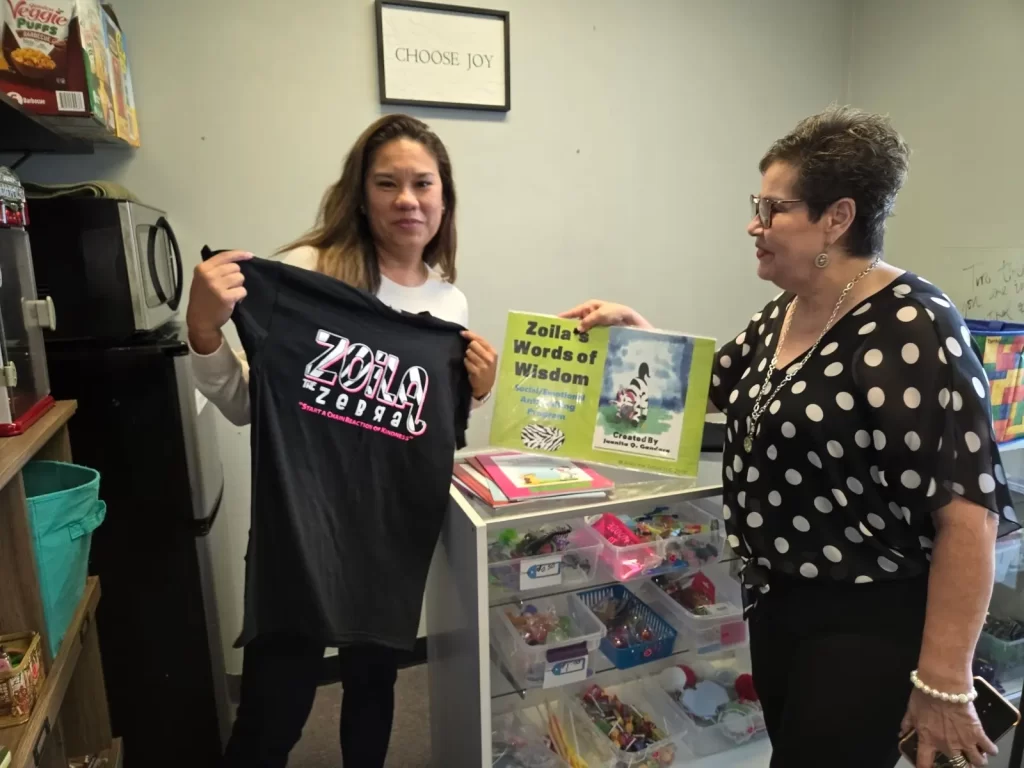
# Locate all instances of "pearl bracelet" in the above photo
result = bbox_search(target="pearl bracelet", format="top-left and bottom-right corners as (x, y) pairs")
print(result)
(910, 670), (978, 704)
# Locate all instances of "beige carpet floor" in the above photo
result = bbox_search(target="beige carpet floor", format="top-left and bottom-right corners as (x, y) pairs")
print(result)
(287, 664), (432, 767)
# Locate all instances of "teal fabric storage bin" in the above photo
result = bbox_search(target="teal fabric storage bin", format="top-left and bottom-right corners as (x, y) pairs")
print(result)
(24, 461), (106, 659)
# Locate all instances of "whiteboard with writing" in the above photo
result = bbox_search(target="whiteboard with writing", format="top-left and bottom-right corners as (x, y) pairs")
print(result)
(943, 248), (1024, 322)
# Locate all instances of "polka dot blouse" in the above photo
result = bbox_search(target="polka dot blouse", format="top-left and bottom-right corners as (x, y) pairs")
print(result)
(709, 272), (1021, 585)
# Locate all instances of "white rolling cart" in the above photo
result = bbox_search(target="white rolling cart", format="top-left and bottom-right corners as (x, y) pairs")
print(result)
(425, 453), (775, 767)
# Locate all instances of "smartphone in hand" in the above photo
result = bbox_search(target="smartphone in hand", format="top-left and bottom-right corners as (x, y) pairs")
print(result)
(899, 677), (1020, 766)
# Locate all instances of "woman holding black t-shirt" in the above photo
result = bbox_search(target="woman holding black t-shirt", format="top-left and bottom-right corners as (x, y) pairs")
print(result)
(186, 114), (497, 768)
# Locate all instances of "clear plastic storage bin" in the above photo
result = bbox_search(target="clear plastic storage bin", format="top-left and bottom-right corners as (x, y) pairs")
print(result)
(977, 627), (1024, 680)
(656, 659), (766, 757)
(589, 503), (724, 582)
(491, 709), (569, 767)
(507, 697), (620, 768)
(491, 594), (607, 688)
(640, 563), (747, 655)
(487, 518), (605, 600)
(568, 679), (689, 767)
(995, 531), (1023, 587)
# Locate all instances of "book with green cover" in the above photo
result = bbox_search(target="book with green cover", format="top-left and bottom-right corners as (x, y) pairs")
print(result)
(0, 745), (11, 768)
(489, 312), (716, 477)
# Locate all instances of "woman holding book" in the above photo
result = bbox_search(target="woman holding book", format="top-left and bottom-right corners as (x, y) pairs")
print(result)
(561, 106), (1019, 768)
(186, 114), (497, 768)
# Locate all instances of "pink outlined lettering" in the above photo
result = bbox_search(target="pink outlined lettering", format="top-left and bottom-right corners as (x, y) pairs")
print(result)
(397, 366), (429, 436)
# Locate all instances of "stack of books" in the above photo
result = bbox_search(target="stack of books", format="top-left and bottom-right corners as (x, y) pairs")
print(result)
(453, 451), (614, 508)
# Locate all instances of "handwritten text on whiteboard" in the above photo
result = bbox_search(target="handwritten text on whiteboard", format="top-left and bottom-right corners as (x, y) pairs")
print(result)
(947, 249), (1024, 321)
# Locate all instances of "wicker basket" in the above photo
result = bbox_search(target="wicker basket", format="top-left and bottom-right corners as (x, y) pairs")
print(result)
(0, 632), (45, 728)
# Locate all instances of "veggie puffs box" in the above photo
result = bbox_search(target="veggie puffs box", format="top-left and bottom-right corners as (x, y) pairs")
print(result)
(0, 0), (139, 146)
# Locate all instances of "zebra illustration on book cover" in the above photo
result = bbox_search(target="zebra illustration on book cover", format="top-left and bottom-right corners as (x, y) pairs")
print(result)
(613, 362), (650, 427)
(592, 328), (691, 461)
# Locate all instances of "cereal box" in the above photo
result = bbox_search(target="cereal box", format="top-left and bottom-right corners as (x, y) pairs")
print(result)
(0, 0), (126, 143)
(99, 5), (137, 146)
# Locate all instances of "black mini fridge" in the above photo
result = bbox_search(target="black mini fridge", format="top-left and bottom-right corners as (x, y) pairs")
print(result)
(44, 324), (231, 767)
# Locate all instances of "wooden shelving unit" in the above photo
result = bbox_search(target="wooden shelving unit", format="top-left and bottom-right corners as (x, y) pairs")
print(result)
(5, 579), (103, 765)
(0, 402), (117, 767)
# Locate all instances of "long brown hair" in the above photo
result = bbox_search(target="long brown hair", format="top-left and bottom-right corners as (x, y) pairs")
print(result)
(280, 114), (457, 292)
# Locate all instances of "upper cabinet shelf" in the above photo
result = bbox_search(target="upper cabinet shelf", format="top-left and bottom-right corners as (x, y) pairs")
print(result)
(0, 91), (94, 155)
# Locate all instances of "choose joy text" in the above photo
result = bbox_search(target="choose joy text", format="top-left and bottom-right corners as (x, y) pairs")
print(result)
(394, 48), (495, 71)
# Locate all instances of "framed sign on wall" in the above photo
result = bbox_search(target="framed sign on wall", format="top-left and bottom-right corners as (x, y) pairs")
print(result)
(375, 0), (510, 112)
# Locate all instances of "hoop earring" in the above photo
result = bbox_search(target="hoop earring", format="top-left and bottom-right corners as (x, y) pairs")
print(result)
(814, 252), (830, 269)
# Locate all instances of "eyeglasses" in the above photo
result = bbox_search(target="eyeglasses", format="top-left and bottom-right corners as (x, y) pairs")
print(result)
(750, 194), (804, 228)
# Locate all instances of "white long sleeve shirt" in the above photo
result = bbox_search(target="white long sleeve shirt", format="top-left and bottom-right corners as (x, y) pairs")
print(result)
(189, 246), (471, 426)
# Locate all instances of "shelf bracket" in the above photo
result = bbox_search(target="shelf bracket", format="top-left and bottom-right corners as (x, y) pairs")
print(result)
(32, 716), (51, 765)
(10, 152), (32, 171)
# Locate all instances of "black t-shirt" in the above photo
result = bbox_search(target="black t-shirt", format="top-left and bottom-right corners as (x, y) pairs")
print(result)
(709, 272), (1019, 587)
(224, 256), (471, 650)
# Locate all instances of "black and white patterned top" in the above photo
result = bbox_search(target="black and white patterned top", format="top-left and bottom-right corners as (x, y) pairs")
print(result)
(709, 272), (1021, 585)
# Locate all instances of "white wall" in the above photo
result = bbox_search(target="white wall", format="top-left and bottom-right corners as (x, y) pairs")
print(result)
(847, 0), (1024, 480)
(15, 0), (851, 673)
(847, 0), (1023, 280)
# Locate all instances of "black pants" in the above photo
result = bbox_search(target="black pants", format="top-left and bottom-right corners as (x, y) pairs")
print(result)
(749, 575), (928, 768)
(221, 634), (400, 768)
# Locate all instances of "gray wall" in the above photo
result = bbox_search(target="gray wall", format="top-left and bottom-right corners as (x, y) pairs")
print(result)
(13, 0), (851, 673)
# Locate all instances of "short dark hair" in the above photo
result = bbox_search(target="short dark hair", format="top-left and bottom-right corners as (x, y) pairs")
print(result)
(759, 105), (910, 256)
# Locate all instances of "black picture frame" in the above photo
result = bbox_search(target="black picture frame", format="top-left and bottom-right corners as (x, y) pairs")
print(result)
(375, 0), (511, 112)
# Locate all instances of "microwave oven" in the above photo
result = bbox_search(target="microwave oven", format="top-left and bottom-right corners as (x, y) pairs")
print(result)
(26, 198), (183, 339)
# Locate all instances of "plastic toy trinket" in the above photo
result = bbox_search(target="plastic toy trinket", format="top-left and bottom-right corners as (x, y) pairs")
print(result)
(591, 595), (654, 649)
(613, 759), (673, 768)
(684, 537), (720, 564)
(654, 572), (717, 616)
(630, 508), (719, 542)
(489, 525), (574, 563)
(631, 510), (690, 543)
(579, 685), (673, 761)
(492, 739), (563, 768)
(561, 551), (591, 573)
(681, 681), (730, 725)
(972, 657), (1004, 693)
(660, 665), (763, 743)
(593, 514), (642, 547)
(492, 719), (564, 768)
(611, 753), (675, 768)
(506, 604), (576, 646)
(983, 614), (1024, 642)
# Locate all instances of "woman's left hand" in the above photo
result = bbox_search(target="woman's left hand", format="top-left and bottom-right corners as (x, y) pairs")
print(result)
(462, 330), (498, 400)
(901, 688), (998, 767)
